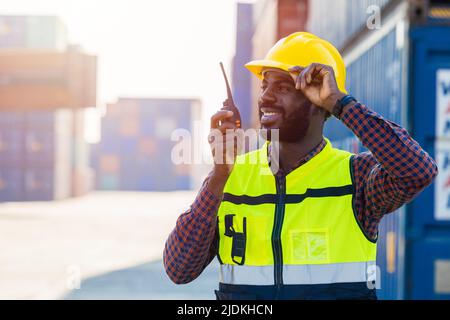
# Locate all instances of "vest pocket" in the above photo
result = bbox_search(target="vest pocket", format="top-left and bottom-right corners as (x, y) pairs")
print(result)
(289, 229), (329, 263)
(224, 214), (247, 265)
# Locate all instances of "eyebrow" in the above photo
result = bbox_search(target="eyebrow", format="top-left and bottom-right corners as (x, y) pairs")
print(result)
(262, 78), (294, 85)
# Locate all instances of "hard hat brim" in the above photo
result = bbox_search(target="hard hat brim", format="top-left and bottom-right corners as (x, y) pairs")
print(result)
(246, 59), (348, 93)
(245, 59), (293, 79)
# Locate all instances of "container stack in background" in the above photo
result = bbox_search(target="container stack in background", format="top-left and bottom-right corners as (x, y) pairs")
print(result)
(92, 98), (202, 192)
(0, 110), (73, 201)
(307, 0), (450, 299)
(0, 15), (97, 202)
(0, 15), (67, 50)
(231, 2), (254, 131)
(234, 0), (450, 300)
(246, 0), (309, 128)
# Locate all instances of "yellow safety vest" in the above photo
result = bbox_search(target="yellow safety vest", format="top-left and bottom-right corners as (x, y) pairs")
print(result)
(217, 138), (377, 287)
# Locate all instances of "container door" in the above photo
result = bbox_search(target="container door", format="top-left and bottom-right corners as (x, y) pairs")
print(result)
(409, 26), (450, 299)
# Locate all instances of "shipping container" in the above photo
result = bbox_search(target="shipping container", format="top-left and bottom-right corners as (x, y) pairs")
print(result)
(0, 128), (25, 168)
(232, 3), (254, 130)
(93, 98), (202, 191)
(0, 46), (97, 110)
(249, 0), (309, 128)
(0, 169), (24, 202)
(98, 173), (119, 190)
(0, 15), (68, 50)
(307, 0), (450, 299)
(308, 0), (392, 50)
(0, 16), (26, 48)
(72, 166), (94, 197)
(0, 109), (74, 201)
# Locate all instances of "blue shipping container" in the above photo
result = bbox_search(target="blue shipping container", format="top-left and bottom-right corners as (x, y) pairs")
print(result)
(0, 129), (25, 168)
(0, 169), (24, 202)
(232, 2), (254, 130)
(320, 0), (450, 299)
(95, 98), (199, 191)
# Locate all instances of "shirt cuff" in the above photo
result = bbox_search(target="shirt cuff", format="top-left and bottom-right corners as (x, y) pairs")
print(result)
(340, 102), (370, 124)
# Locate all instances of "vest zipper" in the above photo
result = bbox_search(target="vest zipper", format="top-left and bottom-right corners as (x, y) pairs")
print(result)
(272, 174), (286, 295)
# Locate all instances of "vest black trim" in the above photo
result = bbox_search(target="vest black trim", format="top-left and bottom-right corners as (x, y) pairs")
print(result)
(216, 282), (378, 300)
(216, 216), (224, 265)
(222, 184), (354, 205)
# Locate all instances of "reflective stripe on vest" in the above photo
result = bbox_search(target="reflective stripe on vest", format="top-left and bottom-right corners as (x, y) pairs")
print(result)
(217, 138), (377, 287)
(220, 261), (376, 285)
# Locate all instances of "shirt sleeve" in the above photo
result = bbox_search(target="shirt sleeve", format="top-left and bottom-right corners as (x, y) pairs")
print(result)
(340, 103), (438, 240)
(163, 176), (220, 284)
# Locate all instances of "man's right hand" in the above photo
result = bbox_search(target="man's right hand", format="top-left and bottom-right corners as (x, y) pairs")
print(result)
(209, 109), (241, 179)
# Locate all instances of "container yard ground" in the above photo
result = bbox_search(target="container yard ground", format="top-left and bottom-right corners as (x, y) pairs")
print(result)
(0, 191), (218, 300)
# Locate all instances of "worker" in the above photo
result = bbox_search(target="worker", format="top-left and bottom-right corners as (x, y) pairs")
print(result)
(163, 32), (438, 300)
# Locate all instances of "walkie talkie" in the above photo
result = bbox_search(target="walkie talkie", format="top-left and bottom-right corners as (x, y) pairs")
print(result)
(220, 62), (242, 128)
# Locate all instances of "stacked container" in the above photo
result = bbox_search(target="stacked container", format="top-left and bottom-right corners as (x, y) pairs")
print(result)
(71, 109), (95, 197)
(307, 0), (450, 299)
(249, 0), (309, 128)
(0, 15), (67, 50)
(0, 15), (97, 202)
(0, 110), (73, 201)
(0, 112), (25, 201)
(93, 98), (202, 191)
(232, 3), (254, 130)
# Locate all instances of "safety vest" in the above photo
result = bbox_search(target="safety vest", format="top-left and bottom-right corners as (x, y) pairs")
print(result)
(216, 139), (377, 300)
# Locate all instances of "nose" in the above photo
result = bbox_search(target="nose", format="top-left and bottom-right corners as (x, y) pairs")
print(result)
(259, 85), (276, 105)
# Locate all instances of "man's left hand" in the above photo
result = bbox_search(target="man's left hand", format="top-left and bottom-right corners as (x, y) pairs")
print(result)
(289, 63), (345, 112)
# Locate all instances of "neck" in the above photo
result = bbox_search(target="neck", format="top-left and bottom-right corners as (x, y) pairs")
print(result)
(277, 133), (323, 172)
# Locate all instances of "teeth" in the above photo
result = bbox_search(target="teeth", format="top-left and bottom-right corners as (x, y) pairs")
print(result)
(263, 112), (277, 116)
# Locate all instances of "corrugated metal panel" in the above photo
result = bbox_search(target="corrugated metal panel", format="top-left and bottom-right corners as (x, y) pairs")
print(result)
(324, 27), (404, 299)
(307, 0), (393, 49)
(321, 7), (450, 299)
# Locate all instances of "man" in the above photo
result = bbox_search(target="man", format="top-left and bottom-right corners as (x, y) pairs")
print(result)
(163, 32), (438, 300)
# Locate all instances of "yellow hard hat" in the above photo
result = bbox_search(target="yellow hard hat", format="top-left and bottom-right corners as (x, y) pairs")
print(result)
(245, 32), (347, 93)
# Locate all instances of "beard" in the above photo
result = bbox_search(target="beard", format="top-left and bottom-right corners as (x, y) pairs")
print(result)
(260, 102), (312, 143)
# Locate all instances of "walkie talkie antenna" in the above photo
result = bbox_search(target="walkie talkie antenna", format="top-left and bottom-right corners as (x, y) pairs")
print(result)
(219, 62), (241, 128)
(220, 62), (234, 105)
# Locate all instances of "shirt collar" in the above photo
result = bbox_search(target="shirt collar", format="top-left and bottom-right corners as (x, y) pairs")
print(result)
(268, 138), (327, 176)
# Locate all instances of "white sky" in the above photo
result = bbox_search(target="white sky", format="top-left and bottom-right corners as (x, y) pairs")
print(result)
(0, 0), (256, 123)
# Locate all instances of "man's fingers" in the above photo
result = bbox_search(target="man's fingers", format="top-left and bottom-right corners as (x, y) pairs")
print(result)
(304, 63), (322, 85)
(208, 125), (239, 145)
(299, 66), (311, 89)
(288, 66), (304, 90)
(211, 110), (233, 129)
(216, 122), (236, 134)
(288, 66), (302, 72)
(297, 63), (334, 89)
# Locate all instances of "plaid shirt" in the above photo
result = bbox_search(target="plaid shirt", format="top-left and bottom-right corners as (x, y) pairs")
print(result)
(164, 103), (438, 284)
